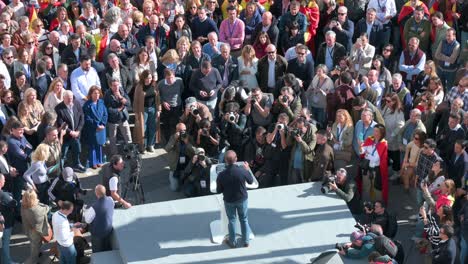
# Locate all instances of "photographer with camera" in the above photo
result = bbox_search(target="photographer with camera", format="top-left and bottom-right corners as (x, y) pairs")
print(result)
(324, 168), (362, 219)
(272, 86), (301, 121)
(181, 148), (212, 197)
(286, 116), (316, 183)
(243, 126), (268, 177)
(337, 230), (376, 259)
(265, 113), (291, 186)
(220, 102), (247, 160)
(244, 87), (273, 129)
(310, 129), (334, 182)
(101, 155), (132, 209)
(196, 118), (220, 159)
(164, 123), (196, 191)
(361, 200), (398, 239)
(180, 97), (213, 138)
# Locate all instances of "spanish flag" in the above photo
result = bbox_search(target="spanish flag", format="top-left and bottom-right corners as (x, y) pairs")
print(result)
(28, 6), (38, 31)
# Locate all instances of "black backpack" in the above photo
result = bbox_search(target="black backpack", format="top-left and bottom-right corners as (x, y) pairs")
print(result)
(374, 235), (398, 258)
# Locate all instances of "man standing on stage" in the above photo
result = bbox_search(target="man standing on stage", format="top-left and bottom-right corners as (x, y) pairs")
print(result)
(216, 150), (253, 248)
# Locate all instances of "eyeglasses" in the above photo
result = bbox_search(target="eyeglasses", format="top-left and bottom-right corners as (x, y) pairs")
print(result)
(338, 13), (346, 15)
(4, 56), (13, 59)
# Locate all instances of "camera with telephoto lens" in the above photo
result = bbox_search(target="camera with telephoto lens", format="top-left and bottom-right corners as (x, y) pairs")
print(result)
(335, 243), (348, 252)
(228, 112), (236, 122)
(321, 175), (337, 194)
(179, 131), (188, 140)
(198, 154), (206, 162)
(190, 105), (199, 115)
(281, 95), (288, 103)
(290, 128), (301, 137)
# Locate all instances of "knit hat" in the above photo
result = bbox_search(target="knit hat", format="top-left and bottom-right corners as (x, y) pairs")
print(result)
(185, 97), (197, 107)
(62, 167), (75, 182)
(350, 231), (364, 243)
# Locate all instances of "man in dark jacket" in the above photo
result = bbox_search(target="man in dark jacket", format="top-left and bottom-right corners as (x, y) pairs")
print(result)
(437, 114), (465, 161)
(286, 44), (314, 89)
(110, 24), (139, 59)
(136, 14), (167, 54)
(101, 53), (133, 94)
(60, 34), (88, 72)
(354, 8), (384, 50)
(323, 6), (355, 52)
(310, 130), (334, 181)
(329, 168), (361, 218)
(316, 31), (347, 72)
(216, 150), (254, 248)
(256, 44), (287, 93)
(211, 44), (239, 90)
(251, 12), (279, 47)
(0, 173), (18, 263)
(431, 224), (456, 264)
(34, 60), (52, 102)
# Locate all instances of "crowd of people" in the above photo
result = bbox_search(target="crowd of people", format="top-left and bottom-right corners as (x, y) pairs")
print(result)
(0, 0), (464, 262)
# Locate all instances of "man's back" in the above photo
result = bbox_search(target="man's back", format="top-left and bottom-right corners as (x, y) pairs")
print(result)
(216, 164), (253, 203)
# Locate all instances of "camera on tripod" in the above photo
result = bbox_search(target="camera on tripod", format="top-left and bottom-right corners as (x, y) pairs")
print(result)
(122, 143), (139, 161)
(321, 175), (337, 194)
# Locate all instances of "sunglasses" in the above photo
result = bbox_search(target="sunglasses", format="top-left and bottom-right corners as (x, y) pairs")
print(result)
(4, 56), (13, 59)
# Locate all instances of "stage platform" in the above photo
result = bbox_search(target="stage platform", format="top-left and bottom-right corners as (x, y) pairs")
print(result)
(110, 183), (363, 264)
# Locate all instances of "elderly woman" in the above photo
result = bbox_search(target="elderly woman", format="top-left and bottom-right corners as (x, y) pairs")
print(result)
(134, 70), (160, 153)
(306, 64), (334, 128)
(330, 109), (354, 170)
(132, 48), (158, 84)
(82, 86), (108, 169)
(23, 144), (50, 204)
(18, 88), (44, 148)
(21, 189), (50, 264)
(43, 78), (65, 112)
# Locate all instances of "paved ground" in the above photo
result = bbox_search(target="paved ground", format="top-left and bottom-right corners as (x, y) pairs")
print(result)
(8, 148), (431, 263)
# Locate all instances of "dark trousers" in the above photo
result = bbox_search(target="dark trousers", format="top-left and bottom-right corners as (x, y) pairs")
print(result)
(91, 231), (113, 253)
(62, 137), (82, 167)
(160, 106), (182, 144)
(388, 150), (400, 172)
(36, 181), (50, 205)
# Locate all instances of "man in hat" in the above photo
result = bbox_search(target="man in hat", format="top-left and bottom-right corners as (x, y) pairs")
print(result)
(180, 97), (212, 137)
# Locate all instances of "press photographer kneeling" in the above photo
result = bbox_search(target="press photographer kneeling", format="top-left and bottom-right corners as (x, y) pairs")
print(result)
(322, 168), (362, 219)
(181, 148), (212, 197)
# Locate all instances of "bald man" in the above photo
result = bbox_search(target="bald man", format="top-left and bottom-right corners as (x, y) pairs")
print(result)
(216, 150), (253, 248)
(257, 44), (288, 93)
(251, 12), (279, 46)
(84, 184), (115, 252)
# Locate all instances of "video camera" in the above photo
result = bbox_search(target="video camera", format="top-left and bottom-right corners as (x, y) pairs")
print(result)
(122, 143), (140, 161)
(321, 175), (337, 194)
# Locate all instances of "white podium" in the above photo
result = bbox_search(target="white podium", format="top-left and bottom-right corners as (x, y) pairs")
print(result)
(209, 162), (259, 244)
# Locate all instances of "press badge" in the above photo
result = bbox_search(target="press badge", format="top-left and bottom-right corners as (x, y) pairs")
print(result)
(179, 156), (186, 164)
(444, 62), (450, 67)
(403, 138), (408, 145)
(200, 180), (206, 188)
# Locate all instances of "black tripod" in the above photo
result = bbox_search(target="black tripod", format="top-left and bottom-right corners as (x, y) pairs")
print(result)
(121, 144), (145, 205)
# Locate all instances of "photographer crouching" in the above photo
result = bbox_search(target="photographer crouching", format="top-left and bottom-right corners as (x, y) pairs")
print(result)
(322, 168), (362, 220)
(361, 200), (398, 239)
(220, 102), (247, 160)
(181, 148), (212, 197)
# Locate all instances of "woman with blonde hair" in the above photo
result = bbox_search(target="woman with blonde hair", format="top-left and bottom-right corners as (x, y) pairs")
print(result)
(414, 60), (439, 96)
(330, 109), (354, 170)
(18, 88), (44, 147)
(43, 78), (65, 112)
(238, 44), (258, 91)
(158, 49), (186, 82)
(176, 36), (191, 61)
(21, 189), (49, 264)
(142, 0), (156, 23)
(23, 144), (50, 204)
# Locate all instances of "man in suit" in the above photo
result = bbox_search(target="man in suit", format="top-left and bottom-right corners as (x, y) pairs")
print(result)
(60, 34), (88, 73)
(251, 12), (279, 47)
(55, 90), (86, 173)
(101, 53), (133, 94)
(110, 24), (140, 59)
(34, 60), (52, 103)
(316, 31), (347, 72)
(136, 14), (167, 55)
(216, 150), (254, 248)
(257, 44), (288, 93)
(437, 114), (465, 161)
(211, 44), (239, 90)
(354, 8), (384, 51)
(446, 140), (468, 190)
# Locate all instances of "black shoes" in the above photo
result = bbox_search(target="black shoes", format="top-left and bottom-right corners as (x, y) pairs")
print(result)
(73, 164), (86, 173)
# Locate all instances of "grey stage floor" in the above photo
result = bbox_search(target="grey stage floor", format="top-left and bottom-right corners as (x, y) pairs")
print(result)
(112, 183), (361, 264)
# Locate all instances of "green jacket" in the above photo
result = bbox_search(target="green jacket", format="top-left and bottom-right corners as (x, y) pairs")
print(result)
(287, 123), (317, 177)
(164, 135), (196, 171)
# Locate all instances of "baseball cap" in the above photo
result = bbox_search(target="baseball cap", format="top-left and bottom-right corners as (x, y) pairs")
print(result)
(350, 231), (364, 243)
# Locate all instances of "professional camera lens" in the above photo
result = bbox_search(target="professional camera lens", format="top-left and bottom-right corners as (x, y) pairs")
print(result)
(276, 124), (284, 130)
(282, 96), (288, 103)
(191, 108), (200, 115)
(198, 154), (206, 161)
(228, 112), (236, 122)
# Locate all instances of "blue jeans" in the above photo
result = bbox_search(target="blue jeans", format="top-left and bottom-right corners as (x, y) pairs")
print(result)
(1, 227), (12, 263)
(461, 31), (468, 52)
(62, 137), (82, 167)
(461, 236), (467, 264)
(437, 68), (456, 92)
(224, 199), (250, 245)
(58, 244), (76, 264)
(144, 106), (157, 147)
(311, 107), (326, 129)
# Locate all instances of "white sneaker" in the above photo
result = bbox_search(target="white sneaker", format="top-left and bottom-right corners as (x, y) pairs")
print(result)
(389, 173), (400, 180)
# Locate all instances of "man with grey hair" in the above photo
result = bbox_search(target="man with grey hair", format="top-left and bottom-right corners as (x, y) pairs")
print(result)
(390, 73), (412, 118)
(0, 12), (18, 35)
(398, 108), (426, 155)
(355, 69), (383, 107)
(317, 30), (347, 71)
(12, 16), (30, 49)
(211, 43), (239, 90)
(110, 24), (139, 58)
(55, 90), (86, 172)
(202, 32), (224, 59)
(324, 6), (355, 52)
(328, 168), (362, 218)
(102, 53), (133, 94)
(399, 37), (426, 85)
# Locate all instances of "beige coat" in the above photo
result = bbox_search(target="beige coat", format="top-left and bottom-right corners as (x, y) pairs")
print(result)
(133, 83), (160, 149)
